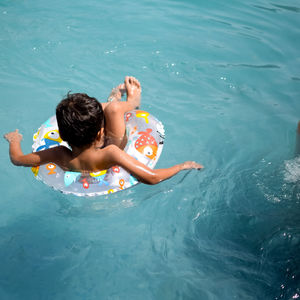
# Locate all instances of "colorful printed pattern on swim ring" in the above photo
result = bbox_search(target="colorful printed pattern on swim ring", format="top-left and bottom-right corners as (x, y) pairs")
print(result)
(32, 110), (165, 196)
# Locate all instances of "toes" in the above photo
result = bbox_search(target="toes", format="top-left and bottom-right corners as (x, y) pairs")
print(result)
(131, 76), (141, 89)
(118, 83), (125, 91)
(124, 76), (141, 90)
(135, 79), (141, 89)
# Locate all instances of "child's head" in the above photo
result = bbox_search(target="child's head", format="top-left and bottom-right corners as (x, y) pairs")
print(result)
(56, 93), (104, 147)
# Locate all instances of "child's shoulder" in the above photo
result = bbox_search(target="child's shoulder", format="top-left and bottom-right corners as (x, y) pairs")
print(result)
(47, 145), (73, 168)
(93, 144), (121, 170)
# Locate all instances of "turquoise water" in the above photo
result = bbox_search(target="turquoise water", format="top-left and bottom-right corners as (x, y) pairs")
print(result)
(1, 0), (299, 299)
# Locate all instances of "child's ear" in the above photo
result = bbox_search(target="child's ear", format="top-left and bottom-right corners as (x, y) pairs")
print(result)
(96, 128), (104, 141)
(96, 131), (101, 141)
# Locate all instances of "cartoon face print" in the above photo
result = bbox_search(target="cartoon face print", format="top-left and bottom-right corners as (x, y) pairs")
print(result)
(44, 130), (62, 142)
(119, 179), (125, 190)
(64, 172), (81, 187)
(142, 146), (154, 157)
(36, 130), (63, 152)
(134, 129), (158, 160)
(46, 163), (56, 175)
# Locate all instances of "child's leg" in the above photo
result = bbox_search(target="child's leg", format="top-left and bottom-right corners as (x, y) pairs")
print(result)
(102, 76), (141, 149)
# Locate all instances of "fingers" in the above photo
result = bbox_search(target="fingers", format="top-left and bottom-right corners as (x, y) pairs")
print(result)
(16, 129), (23, 139)
(195, 163), (204, 169)
(182, 161), (204, 170)
(3, 129), (23, 142)
(4, 132), (10, 141)
(190, 161), (203, 169)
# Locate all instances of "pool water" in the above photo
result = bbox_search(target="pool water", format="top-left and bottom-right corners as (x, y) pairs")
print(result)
(0, 0), (299, 299)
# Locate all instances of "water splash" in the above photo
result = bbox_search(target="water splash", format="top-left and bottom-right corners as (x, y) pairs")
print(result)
(284, 156), (300, 183)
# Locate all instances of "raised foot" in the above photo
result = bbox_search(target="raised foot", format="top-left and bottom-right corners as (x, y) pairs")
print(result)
(125, 76), (141, 109)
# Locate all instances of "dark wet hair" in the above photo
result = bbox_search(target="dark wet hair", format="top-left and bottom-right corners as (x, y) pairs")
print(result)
(56, 93), (104, 147)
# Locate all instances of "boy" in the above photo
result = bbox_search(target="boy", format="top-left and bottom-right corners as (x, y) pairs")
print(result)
(4, 76), (203, 185)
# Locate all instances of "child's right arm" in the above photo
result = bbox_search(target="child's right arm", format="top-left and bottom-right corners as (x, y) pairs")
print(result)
(103, 145), (203, 185)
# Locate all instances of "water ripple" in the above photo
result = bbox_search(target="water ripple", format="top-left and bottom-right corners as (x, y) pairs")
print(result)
(272, 4), (300, 13)
(217, 63), (281, 69)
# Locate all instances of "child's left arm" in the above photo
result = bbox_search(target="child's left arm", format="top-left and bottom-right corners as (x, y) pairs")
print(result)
(4, 129), (70, 167)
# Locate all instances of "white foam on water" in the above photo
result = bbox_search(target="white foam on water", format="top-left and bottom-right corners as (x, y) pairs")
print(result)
(284, 156), (300, 183)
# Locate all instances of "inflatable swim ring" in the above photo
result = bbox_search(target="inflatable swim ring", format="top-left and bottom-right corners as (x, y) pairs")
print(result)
(31, 110), (165, 196)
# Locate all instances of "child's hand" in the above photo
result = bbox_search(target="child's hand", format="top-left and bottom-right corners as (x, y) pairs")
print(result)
(4, 129), (23, 143)
(181, 161), (204, 170)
